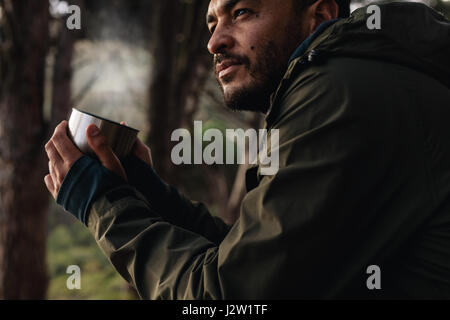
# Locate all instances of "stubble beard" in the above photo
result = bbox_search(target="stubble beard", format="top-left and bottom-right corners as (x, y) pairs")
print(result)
(216, 25), (306, 114)
(217, 41), (285, 113)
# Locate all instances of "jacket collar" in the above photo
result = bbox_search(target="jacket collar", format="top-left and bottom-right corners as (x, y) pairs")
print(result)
(288, 19), (340, 65)
(264, 19), (340, 126)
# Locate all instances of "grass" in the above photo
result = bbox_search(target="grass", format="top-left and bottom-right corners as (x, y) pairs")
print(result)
(46, 212), (137, 300)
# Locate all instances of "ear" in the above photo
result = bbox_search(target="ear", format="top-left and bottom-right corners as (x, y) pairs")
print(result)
(307, 0), (339, 35)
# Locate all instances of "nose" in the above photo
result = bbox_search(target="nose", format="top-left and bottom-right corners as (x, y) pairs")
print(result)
(207, 23), (235, 55)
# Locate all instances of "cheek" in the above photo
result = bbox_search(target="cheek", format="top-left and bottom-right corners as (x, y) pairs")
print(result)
(236, 18), (270, 50)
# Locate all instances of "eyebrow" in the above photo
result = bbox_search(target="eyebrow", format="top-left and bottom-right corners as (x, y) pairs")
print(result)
(206, 0), (259, 24)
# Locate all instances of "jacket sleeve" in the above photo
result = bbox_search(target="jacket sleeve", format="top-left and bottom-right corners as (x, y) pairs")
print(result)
(86, 65), (410, 299)
(120, 156), (231, 244)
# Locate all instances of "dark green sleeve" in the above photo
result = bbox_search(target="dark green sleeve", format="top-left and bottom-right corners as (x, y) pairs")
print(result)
(87, 61), (425, 299)
(121, 156), (231, 244)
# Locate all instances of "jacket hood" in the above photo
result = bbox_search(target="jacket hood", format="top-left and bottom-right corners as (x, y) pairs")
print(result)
(297, 2), (450, 88)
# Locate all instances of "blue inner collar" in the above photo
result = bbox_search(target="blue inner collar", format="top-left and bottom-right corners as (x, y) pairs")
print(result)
(288, 19), (340, 64)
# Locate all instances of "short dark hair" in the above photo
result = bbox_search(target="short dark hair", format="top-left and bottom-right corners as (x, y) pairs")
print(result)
(294, 0), (351, 18)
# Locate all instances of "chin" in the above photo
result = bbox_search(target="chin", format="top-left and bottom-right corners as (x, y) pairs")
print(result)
(220, 77), (271, 113)
(223, 87), (270, 113)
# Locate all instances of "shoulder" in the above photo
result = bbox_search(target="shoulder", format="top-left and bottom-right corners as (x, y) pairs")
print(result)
(266, 56), (415, 143)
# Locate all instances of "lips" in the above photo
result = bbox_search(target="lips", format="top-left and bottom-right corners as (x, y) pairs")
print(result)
(216, 60), (241, 77)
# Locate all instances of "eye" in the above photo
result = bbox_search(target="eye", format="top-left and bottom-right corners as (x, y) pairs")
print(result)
(233, 8), (251, 19)
(209, 25), (216, 34)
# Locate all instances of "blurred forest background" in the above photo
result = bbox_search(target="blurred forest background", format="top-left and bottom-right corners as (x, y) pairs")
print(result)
(0, 0), (449, 300)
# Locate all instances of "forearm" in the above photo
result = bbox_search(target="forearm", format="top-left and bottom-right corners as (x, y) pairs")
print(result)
(57, 154), (230, 243)
(121, 156), (231, 243)
(86, 185), (223, 299)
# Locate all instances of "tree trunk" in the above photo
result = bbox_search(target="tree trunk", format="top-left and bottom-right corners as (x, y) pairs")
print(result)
(0, 0), (50, 299)
(147, 1), (177, 183)
(51, 0), (84, 126)
(147, 0), (211, 185)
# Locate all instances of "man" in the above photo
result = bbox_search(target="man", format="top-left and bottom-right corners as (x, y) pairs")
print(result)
(45, 0), (450, 299)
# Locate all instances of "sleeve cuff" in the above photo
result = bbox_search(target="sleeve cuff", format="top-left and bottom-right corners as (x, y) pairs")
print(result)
(56, 155), (126, 225)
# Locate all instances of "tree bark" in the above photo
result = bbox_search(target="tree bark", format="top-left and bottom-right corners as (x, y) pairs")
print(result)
(0, 0), (50, 299)
(51, 0), (84, 126)
(147, 0), (211, 185)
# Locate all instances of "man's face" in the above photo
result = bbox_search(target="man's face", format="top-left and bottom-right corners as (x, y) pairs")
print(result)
(207, 0), (306, 112)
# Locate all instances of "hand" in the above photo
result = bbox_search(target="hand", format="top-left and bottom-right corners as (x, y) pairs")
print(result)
(44, 121), (128, 200)
(84, 123), (128, 181)
(44, 121), (83, 200)
(120, 121), (153, 167)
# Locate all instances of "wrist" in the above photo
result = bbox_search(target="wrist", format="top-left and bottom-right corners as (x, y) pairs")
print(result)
(57, 155), (126, 225)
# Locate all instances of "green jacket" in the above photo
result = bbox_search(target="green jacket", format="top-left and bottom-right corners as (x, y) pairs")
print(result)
(82, 3), (450, 299)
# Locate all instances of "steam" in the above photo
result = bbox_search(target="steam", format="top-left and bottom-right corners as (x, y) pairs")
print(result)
(70, 3), (152, 138)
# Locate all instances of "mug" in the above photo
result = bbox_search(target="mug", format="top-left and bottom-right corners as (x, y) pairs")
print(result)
(68, 108), (139, 158)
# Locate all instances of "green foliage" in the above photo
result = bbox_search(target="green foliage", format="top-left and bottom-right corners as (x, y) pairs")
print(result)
(47, 213), (137, 300)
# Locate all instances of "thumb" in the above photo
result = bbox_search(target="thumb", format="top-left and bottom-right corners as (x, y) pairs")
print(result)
(121, 121), (152, 167)
(86, 124), (127, 181)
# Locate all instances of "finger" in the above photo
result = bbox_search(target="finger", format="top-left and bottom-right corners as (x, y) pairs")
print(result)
(120, 121), (128, 126)
(44, 174), (56, 199)
(48, 161), (58, 188)
(49, 159), (64, 187)
(51, 121), (82, 163)
(86, 124), (127, 181)
(45, 140), (63, 165)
